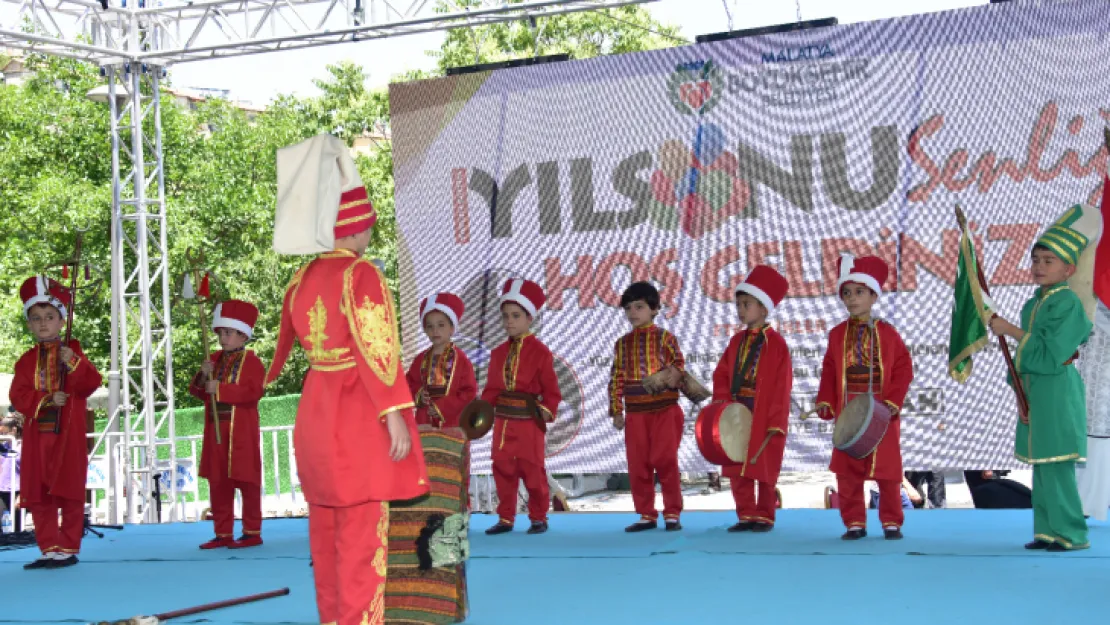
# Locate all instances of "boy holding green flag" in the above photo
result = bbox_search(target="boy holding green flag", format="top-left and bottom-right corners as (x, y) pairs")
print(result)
(989, 204), (1100, 551)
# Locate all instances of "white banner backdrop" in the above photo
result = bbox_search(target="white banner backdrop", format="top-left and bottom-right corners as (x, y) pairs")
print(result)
(390, 0), (1110, 473)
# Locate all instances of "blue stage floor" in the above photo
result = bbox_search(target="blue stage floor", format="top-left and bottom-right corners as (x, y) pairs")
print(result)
(2, 510), (1106, 624)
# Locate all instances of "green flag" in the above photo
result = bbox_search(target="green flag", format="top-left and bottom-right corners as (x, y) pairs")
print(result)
(948, 227), (993, 383)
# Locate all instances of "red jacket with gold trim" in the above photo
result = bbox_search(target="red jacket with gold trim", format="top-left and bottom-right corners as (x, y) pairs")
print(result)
(815, 317), (913, 480)
(8, 340), (102, 503)
(405, 343), (478, 429)
(188, 349), (264, 485)
(267, 249), (429, 506)
(480, 334), (561, 461)
(710, 325), (792, 484)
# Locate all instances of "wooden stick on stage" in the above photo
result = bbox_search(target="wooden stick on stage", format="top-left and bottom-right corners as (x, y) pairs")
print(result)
(153, 588), (290, 621)
(954, 205), (1030, 422)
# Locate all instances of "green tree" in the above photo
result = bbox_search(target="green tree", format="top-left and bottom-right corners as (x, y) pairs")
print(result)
(432, 1), (684, 71)
(0, 57), (393, 409)
(1, 7), (679, 410)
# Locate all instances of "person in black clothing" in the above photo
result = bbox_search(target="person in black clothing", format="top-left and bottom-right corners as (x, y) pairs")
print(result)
(964, 470), (1031, 509)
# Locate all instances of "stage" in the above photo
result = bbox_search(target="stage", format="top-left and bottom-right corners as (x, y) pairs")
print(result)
(2, 510), (1106, 624)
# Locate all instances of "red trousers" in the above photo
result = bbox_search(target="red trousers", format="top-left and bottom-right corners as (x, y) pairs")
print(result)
(493, 454), (549, 524)
(836, 474), (903, 530)
(625, 405), (684, 521)
(26, 431), (84, 555)
(205, 421), (262, 538)
(730, 477), (776, 525)
(29, 496), (84, 555)
(309, 501), (388, 625)
(210, 474), (262, 538)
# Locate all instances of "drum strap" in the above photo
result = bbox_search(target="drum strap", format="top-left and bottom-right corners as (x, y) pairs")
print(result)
(730, 333), (765, 398)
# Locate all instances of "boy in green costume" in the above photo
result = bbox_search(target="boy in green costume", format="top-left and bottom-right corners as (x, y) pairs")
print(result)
(990, 203), (1100, 551)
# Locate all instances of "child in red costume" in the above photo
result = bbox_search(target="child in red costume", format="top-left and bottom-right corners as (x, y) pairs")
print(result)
(609, 281), (687, 532)
(405, 292), (477, 429)
(8, 276), (102, 569)
(482, 279), (562, 536)
(267, 133), (428, 625)
(815, 255), (914, 540)
(711, 266), (792, 532)
(189, 299), (266, 550)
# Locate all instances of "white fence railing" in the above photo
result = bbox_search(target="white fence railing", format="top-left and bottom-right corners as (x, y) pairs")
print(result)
(85, 425), (306, 526)
(3, 428), (571, 532)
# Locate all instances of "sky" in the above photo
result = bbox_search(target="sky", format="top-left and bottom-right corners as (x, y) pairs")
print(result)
(166, 0), (988, 106)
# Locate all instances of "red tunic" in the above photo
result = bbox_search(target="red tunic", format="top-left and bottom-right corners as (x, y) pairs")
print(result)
(188, 349), (265, 485)
(8, 340), (102, 503)
(608, 324), (685, 416)
(711, 325), (792, 485)
(815, 317), (913, 481)
(267, 249), (429, 507)
(405, 343), (477, 428)
(480, 334), (562, 462)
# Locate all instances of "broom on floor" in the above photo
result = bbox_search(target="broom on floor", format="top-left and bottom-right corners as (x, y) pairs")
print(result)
(90, 588), (290, 625)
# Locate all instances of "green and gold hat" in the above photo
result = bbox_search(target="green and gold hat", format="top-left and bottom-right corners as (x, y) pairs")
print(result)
(1036, 203), (1102, 321)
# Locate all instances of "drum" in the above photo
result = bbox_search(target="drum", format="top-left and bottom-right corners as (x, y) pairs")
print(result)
(695, 402), (753, 466)
(679, 372), (711, 404)
(642, 366), (681, 395)
(833, 394), (892, 459)
(642, 366), (712, 404)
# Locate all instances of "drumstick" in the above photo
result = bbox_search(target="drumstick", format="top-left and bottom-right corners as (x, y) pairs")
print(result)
(750, 433), (774, 464)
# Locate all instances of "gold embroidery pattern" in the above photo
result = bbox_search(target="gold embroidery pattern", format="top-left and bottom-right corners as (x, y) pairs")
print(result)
(355, 298), (394, 374)
(361, 583), (386, 625)
(377, 502), (390, 539)
(343, 260), (401, 386)
(306, 297), (348, 363)
(371, 547), (387, 577)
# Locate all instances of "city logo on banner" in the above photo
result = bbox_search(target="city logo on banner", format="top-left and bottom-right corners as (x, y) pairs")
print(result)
(666, 60), (724, 117)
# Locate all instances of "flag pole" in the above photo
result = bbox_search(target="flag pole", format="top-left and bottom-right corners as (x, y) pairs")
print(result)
(954, 205), (1030, 422)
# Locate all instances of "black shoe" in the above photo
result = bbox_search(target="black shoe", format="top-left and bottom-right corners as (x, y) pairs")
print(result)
(727, 521), (755, 533)
(1024, 540), (1051, 550)
(46, 555), (78, 569)
(527, 521), (548, 535)
(23, 556), (53, 570)
(884, 528), (903, 540)
(665, 520), (682, 532)
(1046, 543), (1069, 552)
(485, 522), (513, 535)
(842, 529), (867, 540)
(624, 520), (658, 533)
(751, 522), (773, 533)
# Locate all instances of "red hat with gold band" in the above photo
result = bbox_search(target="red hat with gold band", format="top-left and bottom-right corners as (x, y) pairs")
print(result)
(334, 185), (376, 239)
(273, 133), (377, 255)
(20, 275), (71, 319)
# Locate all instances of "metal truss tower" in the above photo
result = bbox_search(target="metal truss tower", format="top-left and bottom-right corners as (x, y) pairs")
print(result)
(0, 0), (656, 525)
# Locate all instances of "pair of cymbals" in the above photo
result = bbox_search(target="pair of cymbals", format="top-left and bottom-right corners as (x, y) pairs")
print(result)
(459, 396), (547, 440)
